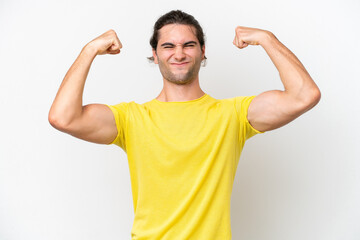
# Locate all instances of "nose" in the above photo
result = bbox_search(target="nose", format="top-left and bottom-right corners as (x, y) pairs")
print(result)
(173, 45), (186, 61)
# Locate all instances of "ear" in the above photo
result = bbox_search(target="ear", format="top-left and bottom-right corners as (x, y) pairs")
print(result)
(201, 45), (205, 60)
(152, 49), (158, 64)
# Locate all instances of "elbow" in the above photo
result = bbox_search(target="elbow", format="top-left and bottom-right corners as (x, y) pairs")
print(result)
(310, 87), (321, 106)
(303, 86), (321, 110)
(48, 111), (70, 131)
(48, 112), (62, 130)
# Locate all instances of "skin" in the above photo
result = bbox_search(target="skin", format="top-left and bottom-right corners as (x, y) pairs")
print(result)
(48, 24), (321, 145)
(152, 24), (206, 102)
(232, 26), (321, 132)
(48, 30), (122, 144)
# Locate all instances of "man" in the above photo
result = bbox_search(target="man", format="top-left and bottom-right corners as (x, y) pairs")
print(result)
(49, 10), (320, 240)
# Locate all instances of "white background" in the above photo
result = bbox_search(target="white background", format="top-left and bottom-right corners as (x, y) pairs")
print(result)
(1, 0), (359, 239)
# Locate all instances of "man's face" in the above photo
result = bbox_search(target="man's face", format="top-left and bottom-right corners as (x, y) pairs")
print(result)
(152, 24), (205, 85)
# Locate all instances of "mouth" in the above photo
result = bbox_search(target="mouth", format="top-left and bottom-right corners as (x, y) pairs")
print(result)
(171, 62), (189, 66)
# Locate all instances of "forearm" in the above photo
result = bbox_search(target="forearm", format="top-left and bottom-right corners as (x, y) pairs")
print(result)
(260, 32), (320, 104)
(49, 44), (97, 127)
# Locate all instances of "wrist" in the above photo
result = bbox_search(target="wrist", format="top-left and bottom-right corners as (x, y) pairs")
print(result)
(82, 43), (98, 58)
(259, 31), (276, 47)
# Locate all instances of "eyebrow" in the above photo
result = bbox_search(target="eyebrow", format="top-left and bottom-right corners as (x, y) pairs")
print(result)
(160, 41), (198, 47)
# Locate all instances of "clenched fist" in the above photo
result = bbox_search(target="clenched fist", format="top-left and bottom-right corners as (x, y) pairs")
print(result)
(86, 29), (122, 55)
(233, 26), (271, 49)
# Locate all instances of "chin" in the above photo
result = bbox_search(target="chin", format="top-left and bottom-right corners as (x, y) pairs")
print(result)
(167, 76), (195, 85)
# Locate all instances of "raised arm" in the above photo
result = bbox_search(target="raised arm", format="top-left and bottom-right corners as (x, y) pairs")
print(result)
(233, 26), (321, 132)
(48, 29), (122, 144)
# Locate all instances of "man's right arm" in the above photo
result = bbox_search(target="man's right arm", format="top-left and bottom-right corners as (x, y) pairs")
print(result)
(48, 30), (122, 144)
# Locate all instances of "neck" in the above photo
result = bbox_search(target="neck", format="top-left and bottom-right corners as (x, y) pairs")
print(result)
(155, 77), (205, 102)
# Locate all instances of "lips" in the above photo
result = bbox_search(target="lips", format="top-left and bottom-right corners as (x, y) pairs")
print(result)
(171, 62), (189, 66)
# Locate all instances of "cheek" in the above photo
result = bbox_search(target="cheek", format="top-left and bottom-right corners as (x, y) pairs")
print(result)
(186, 49), (202, 58)
(163, 52), (174, 59)
(157, 52), (172, 62)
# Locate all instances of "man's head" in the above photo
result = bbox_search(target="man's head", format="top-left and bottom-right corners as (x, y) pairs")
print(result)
(148, 10), (207, 85)
(148, 10), (206, 61)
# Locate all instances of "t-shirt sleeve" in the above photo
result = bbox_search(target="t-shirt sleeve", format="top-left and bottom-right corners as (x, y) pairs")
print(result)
(234, 96), (265, 141)
(104, 102), (129, 152)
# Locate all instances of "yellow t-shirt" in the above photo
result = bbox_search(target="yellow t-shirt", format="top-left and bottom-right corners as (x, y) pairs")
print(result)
(106, 93), (264, 240)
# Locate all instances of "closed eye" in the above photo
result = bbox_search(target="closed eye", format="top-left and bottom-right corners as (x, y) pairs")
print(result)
(160, 41), (198, 49)
(163, 44), (195, 49)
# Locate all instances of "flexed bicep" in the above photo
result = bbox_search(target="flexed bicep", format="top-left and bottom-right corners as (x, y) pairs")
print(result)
(247, 90), (316, 132)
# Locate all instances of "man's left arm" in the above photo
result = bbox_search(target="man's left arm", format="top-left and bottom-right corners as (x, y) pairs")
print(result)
(233, 26), (321, 132)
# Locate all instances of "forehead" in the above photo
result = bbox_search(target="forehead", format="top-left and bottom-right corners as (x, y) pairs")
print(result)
(158, 24), (198, 44)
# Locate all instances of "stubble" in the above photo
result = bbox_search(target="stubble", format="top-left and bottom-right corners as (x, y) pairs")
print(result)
(157, 58), (202, 85)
